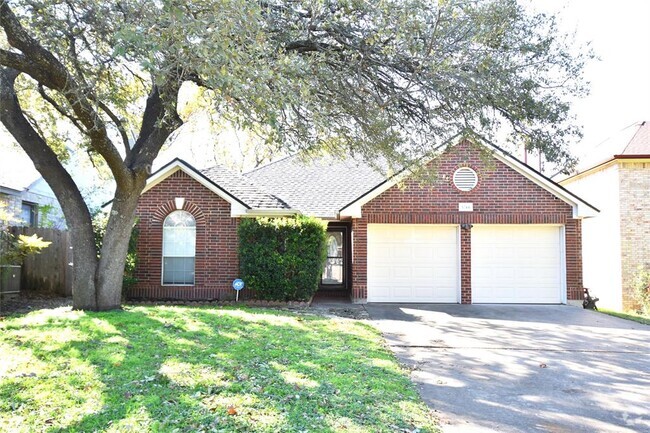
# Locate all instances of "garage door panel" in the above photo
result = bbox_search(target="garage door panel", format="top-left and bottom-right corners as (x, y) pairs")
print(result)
(472, 225), (563, 304)
(413, 267), (436, 279)
(367, 224), (459, 303)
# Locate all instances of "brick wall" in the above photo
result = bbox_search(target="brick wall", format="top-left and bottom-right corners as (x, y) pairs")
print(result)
(352, 141), (582, 303)
(619, 161), (650, 310)
(132, 170), (240, 300)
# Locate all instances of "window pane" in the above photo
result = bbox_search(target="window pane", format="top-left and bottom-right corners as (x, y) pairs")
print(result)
(164, 210), (196, 227)
(163, 227), (196, 256)
(21, 203), (35, 227)
(162, 210), (196, 285)
(163, 257), (195, 284)
(326, 233), (343, 258)
(322, 257), (343, 284)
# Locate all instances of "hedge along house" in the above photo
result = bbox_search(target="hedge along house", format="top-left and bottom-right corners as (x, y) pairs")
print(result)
(132, 140), (598, 304)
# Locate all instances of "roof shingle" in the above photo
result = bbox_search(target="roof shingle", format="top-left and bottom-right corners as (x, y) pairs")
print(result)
(200, 164), (290, 210)
(244, 155), (386, 218)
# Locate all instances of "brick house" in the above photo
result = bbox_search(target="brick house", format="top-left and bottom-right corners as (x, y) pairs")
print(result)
(560, 121), (650, 311)
(132, 140), (597, 304)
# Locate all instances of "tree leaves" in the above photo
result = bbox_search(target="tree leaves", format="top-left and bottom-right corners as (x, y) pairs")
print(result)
(5, 0), (590, 172)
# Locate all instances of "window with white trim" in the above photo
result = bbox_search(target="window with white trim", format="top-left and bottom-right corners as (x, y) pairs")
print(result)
(162, 210), (196, 285)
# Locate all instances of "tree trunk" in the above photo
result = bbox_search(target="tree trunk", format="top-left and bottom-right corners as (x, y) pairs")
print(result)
(94, 183), (145, 310)
(69, 220), (100, 311)
(2, 64), (179, 311)
(0, 67), (99, 310)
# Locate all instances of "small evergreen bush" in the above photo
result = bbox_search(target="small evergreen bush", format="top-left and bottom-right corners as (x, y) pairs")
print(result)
(632, 266), (650, 315)
(238, 216), (327, 301)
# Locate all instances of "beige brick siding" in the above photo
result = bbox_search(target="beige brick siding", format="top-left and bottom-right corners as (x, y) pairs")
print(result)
(619, 161), (650, 310)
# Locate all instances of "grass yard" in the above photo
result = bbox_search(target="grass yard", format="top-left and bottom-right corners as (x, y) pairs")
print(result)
(599, 308), (650, 325)
(0, 305), (438, 433)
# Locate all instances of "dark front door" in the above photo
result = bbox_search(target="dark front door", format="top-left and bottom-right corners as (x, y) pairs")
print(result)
(320, 225), (349, 292)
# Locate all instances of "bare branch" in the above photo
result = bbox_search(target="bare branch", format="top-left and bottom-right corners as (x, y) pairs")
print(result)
(97, 101), (131, 157)
(37, 84), (87, 133)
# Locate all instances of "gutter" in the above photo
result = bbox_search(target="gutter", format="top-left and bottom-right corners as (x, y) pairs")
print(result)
(612, 154), (650, 159)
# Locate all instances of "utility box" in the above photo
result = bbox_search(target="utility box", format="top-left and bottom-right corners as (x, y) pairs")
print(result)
(0, 265), (21, 299)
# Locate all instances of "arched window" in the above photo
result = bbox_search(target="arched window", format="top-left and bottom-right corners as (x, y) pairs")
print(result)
(162, 210), (196, 285)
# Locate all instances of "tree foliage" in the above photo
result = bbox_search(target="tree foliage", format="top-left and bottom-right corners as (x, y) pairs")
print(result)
(0, 0), (591, 310)
(632, 266), (650, 315)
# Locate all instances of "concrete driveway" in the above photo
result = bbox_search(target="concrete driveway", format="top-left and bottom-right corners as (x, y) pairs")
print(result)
(365, 304), (650, 433)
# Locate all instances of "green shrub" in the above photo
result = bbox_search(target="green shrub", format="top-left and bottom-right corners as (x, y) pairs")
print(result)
(0, 232), (51, 265)
(238, 216), (327, 301)
(632, 266), (650, 315)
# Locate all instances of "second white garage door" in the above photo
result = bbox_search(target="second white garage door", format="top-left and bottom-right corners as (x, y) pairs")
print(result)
(471, 225), (564, 303)
(367, 224), (459, 302)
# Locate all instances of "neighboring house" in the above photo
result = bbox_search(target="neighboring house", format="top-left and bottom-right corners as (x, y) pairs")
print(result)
(0, 147), (65, 228)
(132, 140), (597, 304)
(559, 121), (650, 311)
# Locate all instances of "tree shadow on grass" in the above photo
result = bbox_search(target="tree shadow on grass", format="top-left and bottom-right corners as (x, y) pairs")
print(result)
(0, 306), (437, 432)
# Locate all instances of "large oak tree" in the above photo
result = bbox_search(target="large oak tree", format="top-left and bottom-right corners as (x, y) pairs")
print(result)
(0, 0), (590, 310)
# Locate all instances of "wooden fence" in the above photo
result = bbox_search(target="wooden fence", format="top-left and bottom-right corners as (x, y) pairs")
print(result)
(7, 227), (72, 296)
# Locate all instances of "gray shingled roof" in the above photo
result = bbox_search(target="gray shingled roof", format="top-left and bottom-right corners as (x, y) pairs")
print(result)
(200, 164), (290, 210)
(244, 154), (386, 218)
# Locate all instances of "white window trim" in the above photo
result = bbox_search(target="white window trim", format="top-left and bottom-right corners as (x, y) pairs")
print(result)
(161, 211), (196, 286)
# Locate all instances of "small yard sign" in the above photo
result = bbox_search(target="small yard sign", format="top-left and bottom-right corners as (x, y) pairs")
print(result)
(232, 279), (245, 302)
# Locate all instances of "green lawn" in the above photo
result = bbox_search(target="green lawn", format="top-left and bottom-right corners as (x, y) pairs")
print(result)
(599, 309), (650, 325)
(0, 305), (438, 432)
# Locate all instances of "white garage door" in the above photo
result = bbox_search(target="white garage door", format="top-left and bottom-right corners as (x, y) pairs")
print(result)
(472, 225), (564, 303)
(367, 224), (459, 302)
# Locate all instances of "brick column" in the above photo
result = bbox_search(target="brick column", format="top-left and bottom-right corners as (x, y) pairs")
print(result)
(351, 218), (367, 302)
(565, 218), (583, 301)
(460, 227), (472, 304)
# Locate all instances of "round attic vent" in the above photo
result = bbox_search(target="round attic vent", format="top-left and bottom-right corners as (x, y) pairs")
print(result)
(453, 167), (478, 191)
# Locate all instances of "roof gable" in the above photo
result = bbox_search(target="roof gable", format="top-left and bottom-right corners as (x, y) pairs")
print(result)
(340, 141), (598, 219)
(142, 159), (294, 217)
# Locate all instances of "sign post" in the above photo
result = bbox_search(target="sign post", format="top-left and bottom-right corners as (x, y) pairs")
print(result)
(232, 279), (245, 302)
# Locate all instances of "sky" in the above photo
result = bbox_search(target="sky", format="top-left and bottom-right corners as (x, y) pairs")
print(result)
(538, 0), (650, 151)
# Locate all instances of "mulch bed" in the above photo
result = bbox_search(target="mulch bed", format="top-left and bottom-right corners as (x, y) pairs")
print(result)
(0, 293), (72, 317)
(1, 293), (368, 320)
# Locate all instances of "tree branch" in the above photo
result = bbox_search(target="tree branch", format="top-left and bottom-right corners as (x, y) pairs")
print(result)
(0, 48), (31, 71)
(98, 101), (131, 157)
(37, 84), (87, 134)
(0, 1), (130, 185)
(127, 79), (183, 176)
